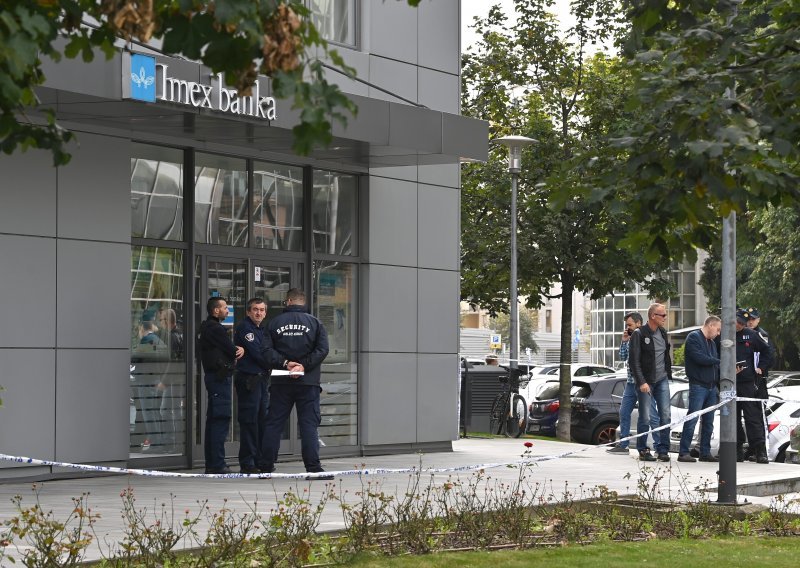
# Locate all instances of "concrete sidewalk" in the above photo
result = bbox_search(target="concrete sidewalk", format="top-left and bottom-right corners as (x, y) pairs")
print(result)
(2, 437), (799, 562)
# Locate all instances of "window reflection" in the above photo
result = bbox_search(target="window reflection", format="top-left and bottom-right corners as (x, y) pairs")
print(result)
(194, 154), (248, 246)
(130, 246), (186, 456)
(131, 144), (184, 240)
(253, 162), (304, 251)
(313, 261), (357, 446)
(312, 170), (356, 256)
(308, 0), (356, 46)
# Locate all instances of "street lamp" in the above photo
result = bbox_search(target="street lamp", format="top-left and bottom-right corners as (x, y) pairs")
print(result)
(495, 135), (537, 371)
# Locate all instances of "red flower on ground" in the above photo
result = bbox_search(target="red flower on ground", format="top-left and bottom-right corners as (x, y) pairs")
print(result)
(524, 442), (533, 448)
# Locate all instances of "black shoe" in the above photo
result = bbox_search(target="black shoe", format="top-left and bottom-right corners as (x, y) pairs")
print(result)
(677, 454), (696, 463)
(205, 466), (232, 475)
(259, 465), (276, 474)
(639, 451), (657, 462)
(305, 469), (334, 480)
(699, 454), (720, 462)
(756, 449), (769, 464)
(657, 453), (671, 462)
(240, 466), (261, 475)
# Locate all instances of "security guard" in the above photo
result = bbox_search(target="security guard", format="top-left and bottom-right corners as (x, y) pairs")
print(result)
(735, 308), (773, 464)
(259, 288), (330, 479)
(233, 298), (271, 474)
(197, 296), (243, 474)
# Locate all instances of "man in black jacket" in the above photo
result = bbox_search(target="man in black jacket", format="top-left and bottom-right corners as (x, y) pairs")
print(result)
(197, 297), (244, 474)
(260, 288), (330, 479)
(629, 303), (673, 462)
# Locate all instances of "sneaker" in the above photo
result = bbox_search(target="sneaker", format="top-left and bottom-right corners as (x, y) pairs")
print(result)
(699, 455), (719, 462)
(305, 469), (334, 480)
(657, 453), (671, 462)
(677, 454), (696, 463)
(607, 446), (630, 455)
(639, 451), (657, 462)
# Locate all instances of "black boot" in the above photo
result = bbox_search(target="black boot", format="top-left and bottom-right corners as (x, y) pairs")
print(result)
(737, 445), (745, 462)
(744, 446), (756, 462)
(756, 444), (769, 464)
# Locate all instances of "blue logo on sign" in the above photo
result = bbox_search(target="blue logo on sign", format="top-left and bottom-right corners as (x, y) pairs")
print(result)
(130, 54), (156, 102)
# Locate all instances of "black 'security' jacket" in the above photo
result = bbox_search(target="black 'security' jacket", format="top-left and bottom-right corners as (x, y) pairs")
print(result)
(629, 324), (673, 388)
(262, 305), (329, 386)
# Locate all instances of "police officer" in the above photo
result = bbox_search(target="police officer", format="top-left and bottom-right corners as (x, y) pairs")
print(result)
(233, 298), (271, 474)
(743, 307), (774, 398)
(735, 308), (773, 464)
(259, 288), (331, 479)
(197, 297), (243, 474)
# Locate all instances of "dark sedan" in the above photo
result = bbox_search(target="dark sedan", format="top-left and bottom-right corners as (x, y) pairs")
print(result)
(570, 376), (626, 445)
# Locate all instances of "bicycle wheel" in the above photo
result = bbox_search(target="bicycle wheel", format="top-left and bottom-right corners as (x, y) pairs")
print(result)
(489, 393), (508, 436)
(506, 394), (528, 438)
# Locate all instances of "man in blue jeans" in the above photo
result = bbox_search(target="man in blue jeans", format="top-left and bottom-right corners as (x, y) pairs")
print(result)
(677, 315), (722, 462)
(607, 312), (658, 460)
(629, 303), (674, 462)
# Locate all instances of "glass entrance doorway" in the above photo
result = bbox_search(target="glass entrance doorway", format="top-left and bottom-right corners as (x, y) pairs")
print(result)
(193, 256), (302, 465)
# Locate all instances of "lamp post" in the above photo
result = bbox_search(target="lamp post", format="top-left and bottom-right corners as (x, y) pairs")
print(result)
(495, 135), (537, 371)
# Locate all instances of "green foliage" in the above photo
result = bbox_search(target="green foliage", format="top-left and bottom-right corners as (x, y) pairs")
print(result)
(488, 309), (539, 353)
(673, 343), (686, 366)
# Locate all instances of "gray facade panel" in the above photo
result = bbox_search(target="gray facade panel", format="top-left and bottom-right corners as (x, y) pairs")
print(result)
(58, 133), (131, 242)
(369, 1), (418, 65)
(418, 162), (459, 188)
(362, 265), (418, 353)
(367, 177), (417, 266)
(369, 165), (419, 183)
(418, 68), (459, 115)
(418, 0), (460, 75)
(418, 185), (458, 270)
(368, 56), (418, 105)
(0, 149), (57, 237)
(0, 235), (57, 348)
(57, 240), (131, 349)
(55, 349), (130, 463)
(361, 352), (417, 445)
(417, 353), (459, 442)
(417, 269), (459, 354)
(0, 349), (56, 467)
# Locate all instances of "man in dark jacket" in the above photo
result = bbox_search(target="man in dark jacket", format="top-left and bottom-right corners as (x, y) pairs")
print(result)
(260, 288), (330, 478)
(677, 316), (722, 462)
(197, 296), (244, 474)
(233, 298), (271, 474)
(735, 308), (773, 464)
(629, 303), (673, 461)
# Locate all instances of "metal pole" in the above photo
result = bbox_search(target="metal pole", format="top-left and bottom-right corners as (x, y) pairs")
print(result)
(509, 170), (519, 372)
(718, 211), (737, 503)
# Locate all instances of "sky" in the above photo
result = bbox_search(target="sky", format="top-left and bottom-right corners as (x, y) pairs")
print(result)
(461, 0), (575, 53)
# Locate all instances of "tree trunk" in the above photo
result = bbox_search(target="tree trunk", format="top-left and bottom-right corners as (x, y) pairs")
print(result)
(556, 274), (574, 442)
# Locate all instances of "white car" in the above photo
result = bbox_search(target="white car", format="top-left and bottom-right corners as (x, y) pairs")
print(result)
(667, 385), (722, 456)
(520, 363), (615, 405)
(764, 401), (800, 462)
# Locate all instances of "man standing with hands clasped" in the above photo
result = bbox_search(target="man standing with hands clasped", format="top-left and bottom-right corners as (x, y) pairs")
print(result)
(260, 288), (331, 479)
(677, 316), (722, 463)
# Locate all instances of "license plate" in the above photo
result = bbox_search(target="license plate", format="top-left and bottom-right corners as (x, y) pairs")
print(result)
(529, 425), (540, 432)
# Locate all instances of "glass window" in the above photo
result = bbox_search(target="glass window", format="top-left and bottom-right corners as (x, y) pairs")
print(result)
(312, 170), (357, 255)
(253, 162), (304, 251)
(194, 153), (248, 246)
(313, 260), (357, 446)
(308, 0), (356, 46)
(130, 246), (186, 457)
(131, 144), (184, 240)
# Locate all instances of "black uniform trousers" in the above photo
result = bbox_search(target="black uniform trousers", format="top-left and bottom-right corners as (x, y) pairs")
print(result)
(736, 379), (766, 447)
(260, 383), (322, 472)
(234, 371), (270, 469)
(204, 372), (232, 470)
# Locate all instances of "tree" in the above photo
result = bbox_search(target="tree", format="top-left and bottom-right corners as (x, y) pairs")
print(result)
(0, 0), (420, 165)
(461, 0), (672, 441)
(489, 309), (539, 355)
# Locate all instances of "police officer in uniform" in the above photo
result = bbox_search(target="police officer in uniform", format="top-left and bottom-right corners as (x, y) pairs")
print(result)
(743, 307), (774, 398)
(735, 308), (773, 464)
(260, 288), (331, 479)
(233, 298), (271, 474)
(197, 297), (244, 474)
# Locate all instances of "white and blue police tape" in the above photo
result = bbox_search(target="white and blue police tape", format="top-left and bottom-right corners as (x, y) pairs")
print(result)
(1, 395), (796, 479)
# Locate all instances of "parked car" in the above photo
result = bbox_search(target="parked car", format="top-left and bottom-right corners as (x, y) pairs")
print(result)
(768, 372), (800, 390)
(667, 384), (722, 456)
(526, 381), (585, 437)
(521, 363), (615, 407)
(763, 401), (800, 462)
(570, 375), (628, 445)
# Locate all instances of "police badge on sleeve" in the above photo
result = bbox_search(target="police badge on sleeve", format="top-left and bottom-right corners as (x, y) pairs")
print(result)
(245, 333), (255, 342)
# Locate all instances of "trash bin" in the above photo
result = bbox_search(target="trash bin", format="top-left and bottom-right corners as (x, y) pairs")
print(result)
(461, 364), (513, 435)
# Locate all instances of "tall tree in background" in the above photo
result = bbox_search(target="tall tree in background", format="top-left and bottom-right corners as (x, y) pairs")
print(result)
(461, 0), (671, 441)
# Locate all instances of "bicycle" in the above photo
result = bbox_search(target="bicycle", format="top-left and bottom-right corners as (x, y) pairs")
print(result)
(488, 368), (529, 437)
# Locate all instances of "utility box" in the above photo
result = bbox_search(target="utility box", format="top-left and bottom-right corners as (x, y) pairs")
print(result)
(460, 364), (511, 435)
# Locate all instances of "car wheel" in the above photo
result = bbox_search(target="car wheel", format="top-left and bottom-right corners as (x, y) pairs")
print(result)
(592, 422), (619, 445)
(776, 443), (789, 463)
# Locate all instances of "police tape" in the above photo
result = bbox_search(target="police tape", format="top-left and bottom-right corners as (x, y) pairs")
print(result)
(0, 394), (796, 480)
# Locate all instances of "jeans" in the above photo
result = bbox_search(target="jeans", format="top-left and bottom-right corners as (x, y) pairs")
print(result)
(679, 382), (718, 456)
(639, 379), (671, 455)
(261, 383), (323, 472)
(618, 381), (657, 451)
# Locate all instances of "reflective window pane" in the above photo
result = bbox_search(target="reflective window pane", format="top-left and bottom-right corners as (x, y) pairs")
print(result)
(312, 170), (357, 255)
(313, 261), (357, 446)
(309, 0), (356, 46)
(194, 153), (248, 246)
(253, 162), (304, 251)
(130, 246), (186, 456)
(131, 144), (184, 240)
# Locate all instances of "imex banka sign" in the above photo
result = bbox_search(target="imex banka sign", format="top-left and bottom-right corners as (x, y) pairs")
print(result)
(123, 52), (277, 120)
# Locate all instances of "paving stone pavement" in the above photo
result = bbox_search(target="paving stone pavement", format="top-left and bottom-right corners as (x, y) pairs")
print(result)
(2, 437), (799, 563)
